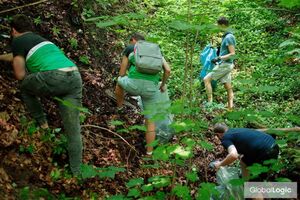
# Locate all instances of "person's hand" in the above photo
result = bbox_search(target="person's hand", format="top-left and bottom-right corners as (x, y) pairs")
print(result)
(213, 161), (222, 170)
(211, 56), (221, 64)
(209, 160), (222, 171)
(159, 84), (166, 92)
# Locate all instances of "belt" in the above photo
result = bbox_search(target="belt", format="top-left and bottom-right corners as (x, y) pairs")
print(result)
(58, 66), (78, 72)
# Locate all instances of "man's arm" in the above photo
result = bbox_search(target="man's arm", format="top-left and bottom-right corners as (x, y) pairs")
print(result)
(215, 145), (239, 170)
(12, 55), (26, 80)
(160, 57), (171, 92)
(0, 53), (13, 62)
(119, 56), (129, 77)
(220, 44), (235, 61)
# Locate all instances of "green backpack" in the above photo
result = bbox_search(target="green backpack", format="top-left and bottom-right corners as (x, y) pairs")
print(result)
(134, 40), (163, 74)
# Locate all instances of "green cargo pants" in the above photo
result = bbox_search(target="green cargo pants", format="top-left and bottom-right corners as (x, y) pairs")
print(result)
(20, 69), (83, 175)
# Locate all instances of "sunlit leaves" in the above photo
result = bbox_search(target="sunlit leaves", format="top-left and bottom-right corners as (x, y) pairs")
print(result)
(148, 176), (171, 188)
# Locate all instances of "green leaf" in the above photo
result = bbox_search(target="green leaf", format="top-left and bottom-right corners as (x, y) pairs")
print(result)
(226, 111), (243, 120)
(126, 178), (144, 188)
(247, 163), (269, 178)
(128, 125), (146, 131)
(81, 164), (97, 179)
(153, 146), (169, 161)
(181, 137), (196, 147)
(185, 171), (199, 182)
(229, 178), (245, 186)
(105, 194), (130, 200)
(172, 185), (191, 200)
(168, 20), (193, 31)
(278, 0), (300, 8)
(279, 39), (298, 48)
(141, 184), (154, 192)
(286, 48), (300, 55)
(172, 145), (192, 159)
(148, 176), (171, 188)
(196, 182), (219, 200)
(127, 188), (140, 198)
(275, 177), (292, 182)
(116, 129), (129, 133)
(79, 55), (90, 64)
(110, 120), (124, 126)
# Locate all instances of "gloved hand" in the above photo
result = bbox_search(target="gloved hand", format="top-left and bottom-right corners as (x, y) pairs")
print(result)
(211, 56), (221, 64)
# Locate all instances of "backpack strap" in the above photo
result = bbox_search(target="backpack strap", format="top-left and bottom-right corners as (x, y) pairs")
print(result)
(222, 31), (233, 39)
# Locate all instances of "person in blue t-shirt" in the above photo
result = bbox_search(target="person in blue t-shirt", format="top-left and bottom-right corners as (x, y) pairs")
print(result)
(212, 123), (279, 179)
(204, 17), (236, 109)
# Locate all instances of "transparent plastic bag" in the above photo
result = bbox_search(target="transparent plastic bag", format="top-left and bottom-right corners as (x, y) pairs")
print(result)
(211, 167), (244, 200)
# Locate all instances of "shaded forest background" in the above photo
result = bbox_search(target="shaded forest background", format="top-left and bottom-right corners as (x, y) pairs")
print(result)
(0, 0), (299, 199)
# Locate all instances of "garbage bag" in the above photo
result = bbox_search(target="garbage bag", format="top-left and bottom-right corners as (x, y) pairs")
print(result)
(211, 167), (244, 200)
(199, 44), (217, 90)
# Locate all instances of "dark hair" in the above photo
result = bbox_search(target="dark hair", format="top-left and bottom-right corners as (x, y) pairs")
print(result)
(10, 14), (33, 33)
(130, 32), (145, 42)
(213, 123), (228, 133)
(217, 17), (229, 26)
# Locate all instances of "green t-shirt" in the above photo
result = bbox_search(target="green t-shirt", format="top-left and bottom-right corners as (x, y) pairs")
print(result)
(11, 32), (75, 73)
(123, 45), (160, 83)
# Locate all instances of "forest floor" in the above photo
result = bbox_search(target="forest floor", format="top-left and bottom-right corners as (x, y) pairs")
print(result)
(0, 1), (226, 199)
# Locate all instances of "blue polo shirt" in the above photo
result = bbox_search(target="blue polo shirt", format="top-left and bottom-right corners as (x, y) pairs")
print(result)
(220, 31), (236, 63)
(221, 128), (275, 159)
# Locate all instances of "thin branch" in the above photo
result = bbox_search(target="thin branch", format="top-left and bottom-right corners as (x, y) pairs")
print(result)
(0, 0), (48, 14)
(81, 124), (137, 152)
(0, 24), (10, 30)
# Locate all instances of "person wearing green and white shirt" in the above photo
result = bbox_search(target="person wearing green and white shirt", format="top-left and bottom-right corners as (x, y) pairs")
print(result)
(0, 14), (82, 175)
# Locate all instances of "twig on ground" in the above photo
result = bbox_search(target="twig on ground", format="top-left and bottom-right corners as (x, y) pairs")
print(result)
(82, 124), (137, 153)
(0, 0), (48, 14)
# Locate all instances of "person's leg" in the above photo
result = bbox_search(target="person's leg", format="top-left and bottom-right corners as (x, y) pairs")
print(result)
(203, 74), (213, 103)
(224, 82), (234, 109)
(115, 84), (125, 108)
(20, 72), (49, 127)
(57, 72), (83, 175)
(59, 95), (82, 175)
(145, 119), (156, 154)
(116, 76), (139, 108)
(240, 160), (249, 179)
(141, 80), (160, 154)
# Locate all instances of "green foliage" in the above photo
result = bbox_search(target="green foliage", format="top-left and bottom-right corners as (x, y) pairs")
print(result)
(50, 168), (62, 181)
(79, 55), (90, 65)
(53, 134), (68, 155)
(126, 178), (144, 188)
(19, 144), (35, 154)
(33, 16), (42, 25)
(172, 185), (191, 200)
(52, 26), (61, 36)
(69, 37), (78, 49)
(80, 164), (126, 179)
(196, 182), (219, 200)
(278, 0), (300, 8)
(78, 0), (299, 198)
